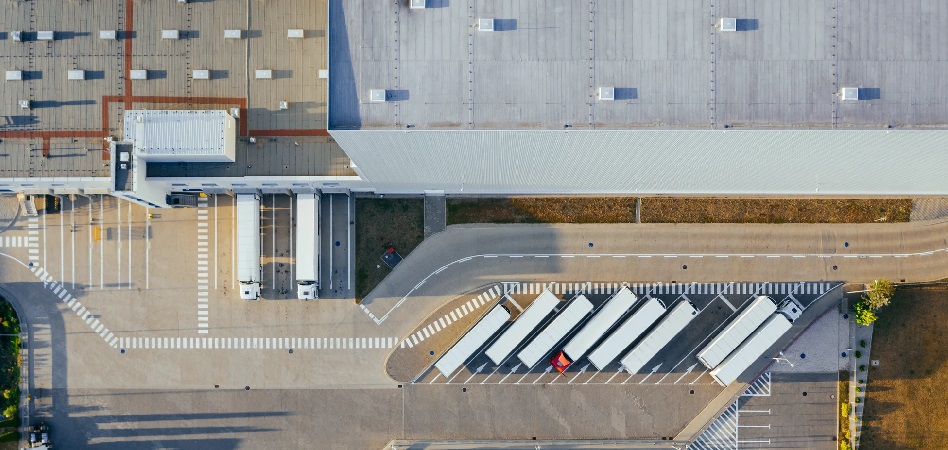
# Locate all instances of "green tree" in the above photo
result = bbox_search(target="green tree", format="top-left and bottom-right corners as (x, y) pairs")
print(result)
(863, 278), (895, 310)
(854, 299), (878, 326)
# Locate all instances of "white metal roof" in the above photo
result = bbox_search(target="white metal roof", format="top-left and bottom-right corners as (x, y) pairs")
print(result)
(332, 129), (948, 195)
(619, 301), (698, 374)
(485, 290), (559, 365)
(587, 297), (666, 370)
(435, 305), (511, 378)
(563, 287), (637, 361)
(517, 295), (593, 368)
(697, 296), (777, 369)
(710, 314), (792, 386)
(124, 110), (236, 162)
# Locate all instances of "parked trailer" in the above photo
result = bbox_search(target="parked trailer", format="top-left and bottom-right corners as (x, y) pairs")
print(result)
(236, 193), (261, 300)
(619, 301), (698, 374)
(563, 287), (637, 362)
(710, 313), (793, 386)
(485, 290), (559, 365)
(587, 297), (666, 370)
(295, 193), (320, 299)
(435, 305), (511, 378)
(517, 295), (593, 367)
(697, 296), (776, 369)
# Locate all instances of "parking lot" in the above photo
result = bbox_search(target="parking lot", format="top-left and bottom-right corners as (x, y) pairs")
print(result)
(411, 281), (839, 387)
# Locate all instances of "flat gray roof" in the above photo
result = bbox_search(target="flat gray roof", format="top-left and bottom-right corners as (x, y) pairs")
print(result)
(329, 0), (948, 130)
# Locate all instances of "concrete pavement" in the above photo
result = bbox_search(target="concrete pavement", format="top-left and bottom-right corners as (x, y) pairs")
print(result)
(3, 196), (948, 448)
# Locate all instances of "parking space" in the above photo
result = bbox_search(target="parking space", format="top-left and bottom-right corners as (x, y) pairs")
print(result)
(690, 371), (837, 450)
(259, 194), (295, 300)
(414, 281), (837, 387)
(319, 193), (354, 299)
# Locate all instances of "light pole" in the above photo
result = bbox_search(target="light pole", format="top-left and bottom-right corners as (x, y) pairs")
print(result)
(773, 351), (794, 367)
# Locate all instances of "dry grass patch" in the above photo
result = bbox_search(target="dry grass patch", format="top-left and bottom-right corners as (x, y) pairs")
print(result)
(861, 285), (948, 449)
(355, 198), (424, 300)
(641, 198), (911, 223)
(447, 197), (638, 224)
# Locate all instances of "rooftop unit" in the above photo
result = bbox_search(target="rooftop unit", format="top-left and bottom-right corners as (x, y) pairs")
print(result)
(37, 31), (55, 41)
(287, 29), (304, 39)
(478, 19), (495, 32)
(124, 110), (237, 163)
(67, 70), (85, 81)
(719, 18), (737, 32)
(130, 70), (148, 80)
(224, 29), (243, 39)
(192, 69), (210, 80)
(410, 0), (426, 9)
(369, 89), (387, 103)
(598, 87), (615, 101)
(255, 69), (273, 79)
(99, 30), (117, 40)
(161, 30), (180, 40)
(18, 100), (30, 109)
(840, 87), (860, 101)
(11, 31), (22, 42)
(5, 71), (23, 81)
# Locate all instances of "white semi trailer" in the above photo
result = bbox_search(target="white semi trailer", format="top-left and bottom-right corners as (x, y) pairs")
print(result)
(236, 193), (261, 300)
(295, 193), (320, 299)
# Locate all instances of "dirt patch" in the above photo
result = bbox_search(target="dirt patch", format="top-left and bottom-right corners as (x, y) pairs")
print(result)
(355, 198), (425, 300)
(447, 198), (639, 224)
(447, 197), (911, 225)
(641, 198), (911, 224)
(860, 285), (948, 449)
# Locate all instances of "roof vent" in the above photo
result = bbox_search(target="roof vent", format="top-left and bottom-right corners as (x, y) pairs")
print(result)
(130, 70), (148, 80)
(840, 87), (860, 101)
(318, 69), (329, 79)
(279, 101), (289, 110)
(369, 89), (387, 102)
(719, 18), (737, 32)
(192, 69), (210, 80)
(68, 70), (86, 81)
(99, 30), (117, 40)
(162, 30), (180, 40)
(37, 31), (55, 41)
(224, 29), (243, 39)
(5, 71), (23, 81)
(18, 100), (30, 110)
(478, 19), (495, 31)
(598, 87), (615, 101)
(255, 69), (273, 79)
(287, 29), (304, 39)
(410, 0), (426, 9)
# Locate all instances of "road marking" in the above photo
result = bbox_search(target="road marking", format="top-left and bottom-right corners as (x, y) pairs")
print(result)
(197, 197), (210, 334)
(116, 199), (121, 288)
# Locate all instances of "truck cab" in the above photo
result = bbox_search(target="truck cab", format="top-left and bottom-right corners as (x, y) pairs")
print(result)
(297, 281), (317, 299)
(240, 281), (260, 300)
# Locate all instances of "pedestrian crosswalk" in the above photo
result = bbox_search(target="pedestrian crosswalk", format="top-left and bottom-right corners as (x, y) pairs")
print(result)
(502, 281), (833, 297)
(118, 336), (400, 350)
(30, 265), (118, 348)
(402, 284), (501, 349)
(0, 234), (38, 248)
(196, 197), (210, 334)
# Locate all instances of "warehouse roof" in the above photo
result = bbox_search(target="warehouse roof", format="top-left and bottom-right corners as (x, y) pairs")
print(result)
(329, 0), (948, 130)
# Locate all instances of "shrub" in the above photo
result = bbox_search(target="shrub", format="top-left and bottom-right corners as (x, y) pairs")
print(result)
(2, 405), (15, 419)
(854, 299), (878, 326)
(855, 387), (862, 393)
(841, 402), (850, 418)
(859, 365), (867, 372)
(854, 350), (862, 358)
(840, 440), (851, 450)
(858, 379), (864, 384)
(855, 397), (861, 404)
(860, 339), (867, 348)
